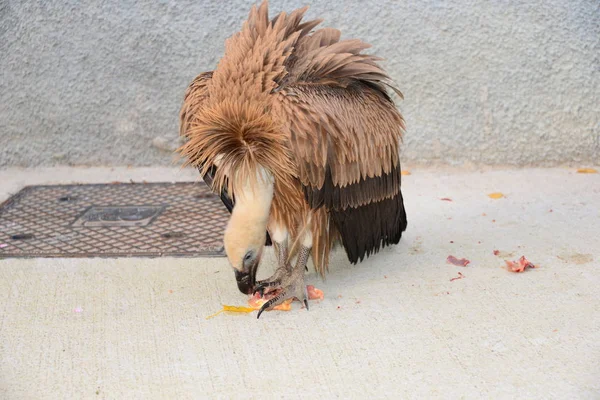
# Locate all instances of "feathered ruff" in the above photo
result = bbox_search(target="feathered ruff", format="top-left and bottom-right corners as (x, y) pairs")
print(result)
(179, 99), (295, 196)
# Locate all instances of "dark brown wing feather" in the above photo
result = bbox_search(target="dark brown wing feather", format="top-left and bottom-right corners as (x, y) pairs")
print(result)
(275, 81), (407, 264)
(305, 163), (406, 263)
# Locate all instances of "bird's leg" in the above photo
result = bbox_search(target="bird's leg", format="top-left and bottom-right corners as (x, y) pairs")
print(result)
(273, 240), (290, 271)
(254, 239), (291, 296)
(256, 244), (312, 319)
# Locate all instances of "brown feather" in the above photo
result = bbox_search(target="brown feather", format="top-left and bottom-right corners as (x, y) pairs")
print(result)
(178, 0), (407, 275)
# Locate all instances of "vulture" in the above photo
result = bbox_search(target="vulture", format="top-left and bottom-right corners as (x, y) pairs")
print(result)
(178, 0), (407, 317)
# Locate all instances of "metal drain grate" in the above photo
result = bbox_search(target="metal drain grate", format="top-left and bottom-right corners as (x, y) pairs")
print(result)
(0, 182), (229, 258)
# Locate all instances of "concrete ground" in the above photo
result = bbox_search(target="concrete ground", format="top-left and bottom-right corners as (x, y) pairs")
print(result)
(0, 166), (599, 399)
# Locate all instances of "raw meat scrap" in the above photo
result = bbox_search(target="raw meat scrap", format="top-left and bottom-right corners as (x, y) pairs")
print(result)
(248, 294), (293, 311)
(447, 255), (470, 267)
(505, 256), (536, 273)
(307, 285), (324, 300)
(248, 285), (324, 311)
(450, 272), (465, 282)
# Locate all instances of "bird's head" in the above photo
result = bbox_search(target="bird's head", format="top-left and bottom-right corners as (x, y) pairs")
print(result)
(178, 99), (294, 294)
(223, 166), (274, 294)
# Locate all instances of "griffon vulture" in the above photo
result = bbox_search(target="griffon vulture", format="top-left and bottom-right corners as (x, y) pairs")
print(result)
(179, 0), (407, 318)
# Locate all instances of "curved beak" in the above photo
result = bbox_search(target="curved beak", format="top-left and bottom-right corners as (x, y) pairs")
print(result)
(234, 258), (259, 294)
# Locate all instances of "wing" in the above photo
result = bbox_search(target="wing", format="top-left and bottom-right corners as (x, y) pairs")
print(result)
(179, 71), (272, 245)
(275, 81), (407, 263)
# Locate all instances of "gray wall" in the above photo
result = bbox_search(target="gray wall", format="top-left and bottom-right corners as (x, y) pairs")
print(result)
(1, 0), (598, 168)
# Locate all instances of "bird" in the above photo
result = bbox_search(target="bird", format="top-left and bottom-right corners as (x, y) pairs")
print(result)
(178, 0), (407, 318)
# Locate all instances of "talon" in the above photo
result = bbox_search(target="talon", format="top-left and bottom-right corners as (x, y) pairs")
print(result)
(252, 284), (263, 297)
(253, 279), (280, 296)
(252, 244), (313, 317)
(301, 284), (310, 310)
(257, 291), (286, 319)
(257, 305), (266, 319)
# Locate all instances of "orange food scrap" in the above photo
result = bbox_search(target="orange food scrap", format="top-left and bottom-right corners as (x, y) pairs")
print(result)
(224, 305), (255, 312)
(247, 293), (293, 311)
(401, 170), (411, 176)
(505, 255), (536, 273)
(576, 168), (597, 174)
(446, 255), (470, 267)
(307, 285), (324, 300)
(245, 285), (324, 313)
(488, 192), (504, 199)
(207, 286), (314, 318)
(205, 305), (256, 319)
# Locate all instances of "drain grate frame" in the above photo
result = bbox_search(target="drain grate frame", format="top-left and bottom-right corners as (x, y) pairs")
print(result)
(0, 182), (230, 259)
